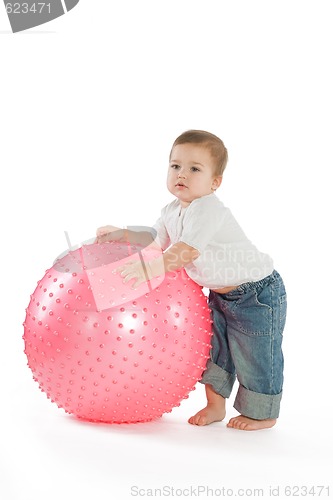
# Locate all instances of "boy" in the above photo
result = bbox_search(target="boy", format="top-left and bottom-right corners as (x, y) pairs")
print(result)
(96, 130), (287, 431)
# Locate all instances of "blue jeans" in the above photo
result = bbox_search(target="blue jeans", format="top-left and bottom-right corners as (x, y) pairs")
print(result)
(200, 270), (287, 420)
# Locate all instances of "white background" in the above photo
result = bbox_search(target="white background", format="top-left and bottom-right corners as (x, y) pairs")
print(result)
(1, 1), (332, 499)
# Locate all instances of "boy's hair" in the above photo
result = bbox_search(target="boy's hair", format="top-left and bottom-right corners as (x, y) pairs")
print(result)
(170, 130), (228, 176)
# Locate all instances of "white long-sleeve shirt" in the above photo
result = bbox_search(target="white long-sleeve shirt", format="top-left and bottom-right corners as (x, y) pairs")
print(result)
(153, 193), (273, 288)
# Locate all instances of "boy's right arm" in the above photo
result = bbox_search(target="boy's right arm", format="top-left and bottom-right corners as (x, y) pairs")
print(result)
(95, 225), (157, 248)
(95, 225), (122, 243)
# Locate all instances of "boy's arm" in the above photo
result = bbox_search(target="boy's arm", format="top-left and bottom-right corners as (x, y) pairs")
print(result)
(152, 242), (199, 274)
(118, 242), (200, 289)
(96, 225), (157, 248)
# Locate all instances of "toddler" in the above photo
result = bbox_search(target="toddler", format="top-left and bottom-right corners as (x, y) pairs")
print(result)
(96, 130), (287, 431)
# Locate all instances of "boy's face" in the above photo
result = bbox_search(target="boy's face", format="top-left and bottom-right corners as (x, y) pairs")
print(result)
(167, 143), (222, 207)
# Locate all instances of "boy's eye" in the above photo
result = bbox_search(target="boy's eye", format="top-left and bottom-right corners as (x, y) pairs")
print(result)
(170, 164), (200, 172)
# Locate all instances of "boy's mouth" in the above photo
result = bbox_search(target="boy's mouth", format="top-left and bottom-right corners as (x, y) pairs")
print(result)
(176, 182), (187, 188)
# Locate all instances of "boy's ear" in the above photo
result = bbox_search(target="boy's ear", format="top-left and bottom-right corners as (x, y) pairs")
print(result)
(212, 175), (223, 191)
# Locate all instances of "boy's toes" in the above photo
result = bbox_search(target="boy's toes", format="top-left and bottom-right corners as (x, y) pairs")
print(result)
(228, 418), (248, 430)
(188, 406), (225, 426)
(227, 415), (276, 431)
(188, 413), (207, 426)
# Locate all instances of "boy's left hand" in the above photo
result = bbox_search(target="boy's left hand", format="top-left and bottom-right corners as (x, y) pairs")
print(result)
(116, 260), (150, 290)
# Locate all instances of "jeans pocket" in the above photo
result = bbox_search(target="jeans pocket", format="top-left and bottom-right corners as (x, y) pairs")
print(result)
(279, 293), (287, 334)
(231, 289), (273, 336)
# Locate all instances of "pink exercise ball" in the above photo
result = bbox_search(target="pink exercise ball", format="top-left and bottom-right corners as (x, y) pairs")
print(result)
(23, 241), (212, 423)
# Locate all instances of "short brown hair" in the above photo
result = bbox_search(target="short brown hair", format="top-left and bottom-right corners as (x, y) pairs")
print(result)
(170, 130), (228, 176)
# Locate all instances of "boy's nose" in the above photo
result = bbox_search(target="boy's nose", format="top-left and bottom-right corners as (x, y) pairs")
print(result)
(177, 168), (186, 178)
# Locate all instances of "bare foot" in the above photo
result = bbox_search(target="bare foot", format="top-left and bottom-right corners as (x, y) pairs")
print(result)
(227, 415), (276, 431)
(188, 384), (226, 426)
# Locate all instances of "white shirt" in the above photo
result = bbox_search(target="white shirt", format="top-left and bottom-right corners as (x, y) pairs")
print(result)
(152, 193), (274, 288)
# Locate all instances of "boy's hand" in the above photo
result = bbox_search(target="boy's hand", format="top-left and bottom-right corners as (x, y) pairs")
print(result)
(116, 256), (165, 289)
(95, 225), (120, 243)
(116, 260), (150, 289)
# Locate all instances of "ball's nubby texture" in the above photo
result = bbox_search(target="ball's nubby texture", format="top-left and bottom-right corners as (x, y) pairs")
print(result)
(23, 242), (212, 423)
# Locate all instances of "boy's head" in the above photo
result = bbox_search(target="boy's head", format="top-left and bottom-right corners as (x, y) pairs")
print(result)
(168, 130), (228, 207)
(170, 130), (228, 177)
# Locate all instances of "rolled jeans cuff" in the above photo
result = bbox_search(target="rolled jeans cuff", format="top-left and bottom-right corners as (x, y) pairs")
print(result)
(234, 385), (283, 420)
(199, 360), (236, 398)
